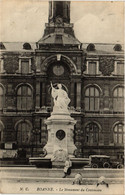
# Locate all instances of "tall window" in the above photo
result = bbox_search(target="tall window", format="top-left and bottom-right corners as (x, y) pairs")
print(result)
(0, 85), (4, 109)
(114, 62), (124, 75)
(16, 121), (31, 145)
(17, 85), (33, 111)
(21, 61), (29, 74)
(19, 58), (32, 74)
(85, 61), (101, 75)
(56, 2), (63, 17)
(88, 62), (97, 75)
(85, 122), (99, 145)
(113, 123), (124, 144)
(85, 86), (100, 112)
(113, 86), (124, 112)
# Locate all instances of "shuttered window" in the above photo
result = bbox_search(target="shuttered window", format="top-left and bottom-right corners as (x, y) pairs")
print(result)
(17, 85), (33, 111)
(85, 122), (99, 145)
(85, 87), (100, 112)
(17, 121), (31, 145)
(113, 123), (124, 144)
(113, 87), (124, 112)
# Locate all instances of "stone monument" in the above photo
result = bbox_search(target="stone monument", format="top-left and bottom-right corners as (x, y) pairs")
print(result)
(44, 82), (76, 166)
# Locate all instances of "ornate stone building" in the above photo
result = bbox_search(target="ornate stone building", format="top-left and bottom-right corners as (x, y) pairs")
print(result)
(0, 1), (124, 162)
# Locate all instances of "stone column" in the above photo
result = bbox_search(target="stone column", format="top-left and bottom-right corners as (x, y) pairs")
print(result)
(0, 57), (5, 73)
(103, 119), (110, 146)
(41, 118), (47, 146)
(35, 80), (40, 110)
(49, 1), (52, 19)
(63, 2), (67, 19)
(76, 82), (81, 111)
(19, 59), (21, 73)
(36, 56), (41, 73)
(53, 1), (56, 19)
(103, 84), (110, 113)
(6, 83), (15, 110)
(29, 58), (32, 73)
(70, 81), (75, 108)
(41, 82), (46, 107)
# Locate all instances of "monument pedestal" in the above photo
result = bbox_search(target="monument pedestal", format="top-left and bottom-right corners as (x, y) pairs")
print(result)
(29, 83), (90, 168)
(44, 111), (76, 163)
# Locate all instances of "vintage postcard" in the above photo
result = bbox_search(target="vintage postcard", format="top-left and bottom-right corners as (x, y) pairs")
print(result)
(0, 0), (124, 194)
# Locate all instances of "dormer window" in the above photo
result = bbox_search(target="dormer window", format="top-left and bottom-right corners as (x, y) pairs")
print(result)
(19, 57), (32, 74)
(114, 44), (122, 51)
(55, 35), (63, 44)
(87, 43), (95, 52)
(23, 43), (32, 50)
(0, 42), (5, 50)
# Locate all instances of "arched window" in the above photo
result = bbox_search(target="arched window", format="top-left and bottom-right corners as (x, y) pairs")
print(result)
(16, 120), (32, 145)
(17, 85), (33, 111)
(113, 123), (124, 144)
(85, 86), (100, 112)
(0, 85), (4, 109)
(85, 122), (99, 145)
(113, 86), (124, 112)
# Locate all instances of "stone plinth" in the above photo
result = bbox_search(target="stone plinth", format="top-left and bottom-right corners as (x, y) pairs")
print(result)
(44, 112), (76, 160)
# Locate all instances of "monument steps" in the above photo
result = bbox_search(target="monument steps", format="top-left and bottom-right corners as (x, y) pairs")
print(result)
(1, 167), (124, 179)
(1, 176), (124, 185)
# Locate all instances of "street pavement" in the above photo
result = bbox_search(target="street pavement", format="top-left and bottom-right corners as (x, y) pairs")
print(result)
(1, 166), (124, 195)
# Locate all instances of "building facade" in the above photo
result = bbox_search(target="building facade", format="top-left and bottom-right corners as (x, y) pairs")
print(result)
(0, 1), (124, 162)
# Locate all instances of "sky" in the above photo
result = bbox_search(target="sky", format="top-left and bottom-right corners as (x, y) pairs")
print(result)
(0, 0), (124, 43)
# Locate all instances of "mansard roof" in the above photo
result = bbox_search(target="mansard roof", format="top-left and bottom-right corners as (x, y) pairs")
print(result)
(37, 33), (81, 45)
(82, 43), (124, 55)
(0, 42), (124, 55)
(0, 42), (36, 52)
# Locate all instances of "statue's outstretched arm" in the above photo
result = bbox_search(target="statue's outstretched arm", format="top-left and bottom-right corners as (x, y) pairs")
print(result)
(50, 81), (53, 89)
(51, 82), (57, 99)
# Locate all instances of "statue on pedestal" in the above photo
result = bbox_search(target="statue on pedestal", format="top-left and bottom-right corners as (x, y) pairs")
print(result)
(43, 82), (76, 162)
(51, 82), (70, 113)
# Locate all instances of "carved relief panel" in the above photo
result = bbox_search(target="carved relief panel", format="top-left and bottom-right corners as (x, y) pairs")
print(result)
(99, 57), (114, 76)
(4, 55), (19, 74)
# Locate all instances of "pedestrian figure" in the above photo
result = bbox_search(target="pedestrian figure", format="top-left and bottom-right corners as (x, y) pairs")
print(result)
(63, 157), (72, 178)
(96, 176), (109, 188)
(72, 173), (82, 185)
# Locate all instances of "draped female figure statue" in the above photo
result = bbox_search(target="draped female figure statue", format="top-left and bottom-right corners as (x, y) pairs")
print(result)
(51, 82), (70, 112)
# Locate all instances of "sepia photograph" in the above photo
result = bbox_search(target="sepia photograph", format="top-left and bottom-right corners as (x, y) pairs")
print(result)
(0, 0), (124, 194)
